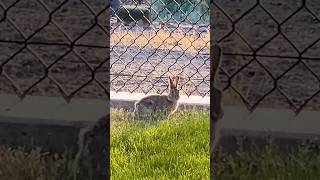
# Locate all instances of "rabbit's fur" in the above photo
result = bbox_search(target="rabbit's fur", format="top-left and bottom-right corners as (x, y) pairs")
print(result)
(134, 76), (180, 120)
(74, 114), (109, 178)
(211, 44), (224, 154)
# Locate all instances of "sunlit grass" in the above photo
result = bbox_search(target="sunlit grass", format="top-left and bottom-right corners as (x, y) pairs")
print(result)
(110, 108), (210, 179)
(111, 108), (320, 180)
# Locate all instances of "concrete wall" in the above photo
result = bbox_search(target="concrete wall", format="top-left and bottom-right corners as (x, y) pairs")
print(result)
(0, 91), (320, 155)
(0, 94), (106, 155)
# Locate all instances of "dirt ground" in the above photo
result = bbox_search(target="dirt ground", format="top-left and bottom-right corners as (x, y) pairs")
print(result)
(0, 1), (209, 100)
(212, 0), (320, 111)
(0, 0), (108, 100)
(3, 0), (319, 113)
(110, 17), (210, 97)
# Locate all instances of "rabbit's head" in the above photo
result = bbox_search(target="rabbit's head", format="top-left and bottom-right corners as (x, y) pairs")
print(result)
(168, 76), (180, 101)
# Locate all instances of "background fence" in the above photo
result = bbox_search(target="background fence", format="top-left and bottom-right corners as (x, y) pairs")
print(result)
(212, 0), (320, 114)
(0, 0), (108, 102)
(110, 0), (210, 97)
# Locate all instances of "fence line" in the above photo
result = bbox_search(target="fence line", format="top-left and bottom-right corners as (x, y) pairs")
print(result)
(212, 0), (320, 114)
(0, 0), (108, 102)
(110, 0), (210, 97)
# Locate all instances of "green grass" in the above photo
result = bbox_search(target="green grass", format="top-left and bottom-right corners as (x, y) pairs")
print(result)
(214, 143), (320, 180)
(2, 108), (320, 179)
(111, 108), (320, 180)
(110, 108), (210, 179)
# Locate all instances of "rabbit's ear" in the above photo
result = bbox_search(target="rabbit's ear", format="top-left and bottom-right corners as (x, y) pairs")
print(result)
(173, 76), (180, 87)
(171, 76), (177, 88)
(211, 44), (222, 78)
(169, 76), (174, 88)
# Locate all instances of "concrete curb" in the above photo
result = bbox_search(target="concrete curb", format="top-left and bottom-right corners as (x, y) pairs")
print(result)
(217, 106), (320, 152)
(0, 92), (209, 154)
(110, 91), (210, 110)
(0, 94), (107, 154)
(1, 91), (320, 154)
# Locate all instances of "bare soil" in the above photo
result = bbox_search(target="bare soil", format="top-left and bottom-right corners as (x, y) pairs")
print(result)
(213, 0), (320, 111)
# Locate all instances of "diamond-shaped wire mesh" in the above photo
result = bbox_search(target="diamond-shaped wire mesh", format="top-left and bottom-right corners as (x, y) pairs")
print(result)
(110, 0), (210, 97)
(212, 0), (320, 114)
(0, 0), (108, 102)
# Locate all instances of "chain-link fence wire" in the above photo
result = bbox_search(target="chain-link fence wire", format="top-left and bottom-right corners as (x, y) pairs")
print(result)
(212, 0), (320, 114)
(110, 0), (210, 97)
(0, 0), (109, 102)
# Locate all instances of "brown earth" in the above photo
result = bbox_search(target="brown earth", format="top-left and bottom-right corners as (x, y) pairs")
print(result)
(212, 0), (320, 111)
(0, 0), (108, 100)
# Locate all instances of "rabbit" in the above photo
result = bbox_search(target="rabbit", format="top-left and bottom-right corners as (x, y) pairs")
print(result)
(73, 114), (109, 179)
(133, 76), (180, 120)
(211, 44), (224, 155)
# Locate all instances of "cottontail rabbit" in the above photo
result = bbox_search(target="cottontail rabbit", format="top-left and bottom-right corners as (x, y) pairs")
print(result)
(134, 76), (180, 120)
(211, 44), (224, 154)
(74, 114), (109, 178)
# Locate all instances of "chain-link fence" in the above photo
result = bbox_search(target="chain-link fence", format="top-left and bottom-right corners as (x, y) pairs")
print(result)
(110, 0), (210, 97)
(212, 0), (320, 114)
(0, 0), (108, 102)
